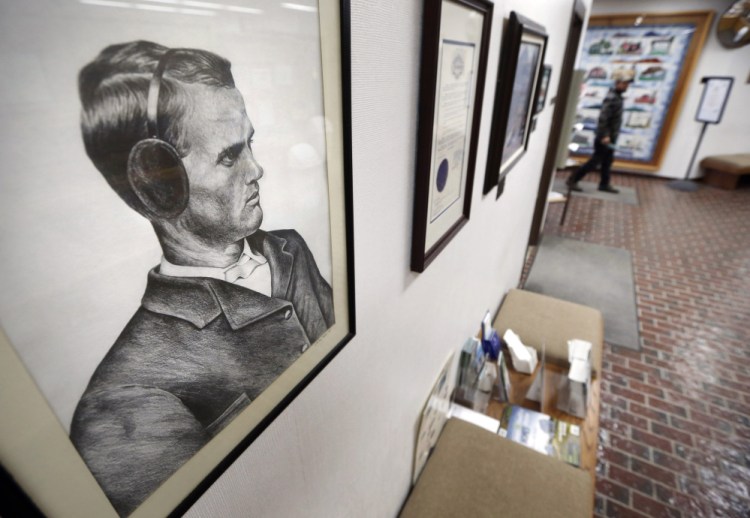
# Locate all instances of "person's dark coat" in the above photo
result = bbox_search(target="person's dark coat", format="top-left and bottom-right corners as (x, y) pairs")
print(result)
(596, 88), (624, 143)
(70, 229), (334, 516)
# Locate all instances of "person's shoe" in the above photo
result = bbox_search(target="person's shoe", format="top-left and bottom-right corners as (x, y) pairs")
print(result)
(598, 185), (619, 194)
(566, 179), (583, 192)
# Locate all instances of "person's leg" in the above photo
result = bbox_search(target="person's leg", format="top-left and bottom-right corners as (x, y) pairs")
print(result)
(598, 144), (618, 193)
(567, 140), (603, 189)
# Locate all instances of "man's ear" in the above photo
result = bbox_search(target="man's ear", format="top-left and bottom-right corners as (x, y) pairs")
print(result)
(127, 138), (190, 220)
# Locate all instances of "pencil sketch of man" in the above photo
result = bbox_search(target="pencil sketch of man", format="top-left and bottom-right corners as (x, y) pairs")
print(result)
(70, 40), (334, 515)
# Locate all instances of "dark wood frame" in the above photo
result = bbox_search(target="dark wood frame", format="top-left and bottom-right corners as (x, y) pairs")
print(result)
(527, 0), (586, 248)
(483, 11), (548, 197)
(0, 1), (356, 516)
(534, 64), (553, 114)
(572, 11), (714, 173)
(411, 0), (493, 272)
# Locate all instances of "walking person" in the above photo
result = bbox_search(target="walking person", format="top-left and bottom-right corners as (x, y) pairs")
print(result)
(567, 69), (634, 194)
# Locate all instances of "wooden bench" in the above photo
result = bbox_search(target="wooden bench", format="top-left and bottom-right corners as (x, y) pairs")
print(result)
(400, 418), (593, 518)
(400, 289), (603, 517)
(493, 289), (603, 375)
(700, 154), (750, 190)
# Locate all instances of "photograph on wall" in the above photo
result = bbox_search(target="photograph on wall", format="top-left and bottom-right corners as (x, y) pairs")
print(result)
(534, 64), (552, 114)
(0, 1), (354, 516)
(482, 11), (546, 195)
(570, 12), (714, 171)
(501, 40), (541, 165)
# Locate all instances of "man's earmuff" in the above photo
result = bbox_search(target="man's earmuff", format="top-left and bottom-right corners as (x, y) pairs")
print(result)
(126, 49), (189, 220)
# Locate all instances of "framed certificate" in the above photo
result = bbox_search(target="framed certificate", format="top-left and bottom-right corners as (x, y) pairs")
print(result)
(0, 0), (355, 516)
(411, 0), (493, 272)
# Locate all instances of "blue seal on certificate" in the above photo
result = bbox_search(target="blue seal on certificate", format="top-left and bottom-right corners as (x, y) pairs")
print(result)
(436, 158), (449, 192)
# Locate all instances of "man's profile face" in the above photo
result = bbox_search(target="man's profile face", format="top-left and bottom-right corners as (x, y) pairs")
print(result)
(177, 85), (264, 247)
(615, 80), (631, 93)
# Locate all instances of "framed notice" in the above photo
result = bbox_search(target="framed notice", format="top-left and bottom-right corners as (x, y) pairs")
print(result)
(695, 76), (733, 124)
(571, 11), (714, 172)
(0, 1), (355, 516)
(411, 0), (493, 272)
(483, 11), (548, 196)
(534, 64), (553, 114)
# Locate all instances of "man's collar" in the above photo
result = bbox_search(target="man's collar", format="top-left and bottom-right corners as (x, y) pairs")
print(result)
(159, 238), (267, 281)
(248, 230), (293, 297)
(142, 230), (294, 329)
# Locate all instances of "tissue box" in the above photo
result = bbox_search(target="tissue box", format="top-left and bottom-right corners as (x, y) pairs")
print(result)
(502, 329), (538, 374)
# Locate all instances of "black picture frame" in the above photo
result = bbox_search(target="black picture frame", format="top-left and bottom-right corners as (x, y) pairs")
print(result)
(0, 1), (355, 516)
(483, 11), (548, 197)
(411, 0), (493, 272)
(534, 64), (553, 114)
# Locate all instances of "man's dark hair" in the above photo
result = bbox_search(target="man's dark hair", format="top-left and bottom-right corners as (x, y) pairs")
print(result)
(79, 41), (234, 213)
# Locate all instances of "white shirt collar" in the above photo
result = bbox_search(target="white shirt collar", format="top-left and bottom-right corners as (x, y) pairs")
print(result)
(159, 239), (267, 281)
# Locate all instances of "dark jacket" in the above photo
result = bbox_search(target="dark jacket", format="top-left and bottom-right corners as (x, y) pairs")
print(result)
(70, 229), (334, 516)
(596, 88), (624, 143)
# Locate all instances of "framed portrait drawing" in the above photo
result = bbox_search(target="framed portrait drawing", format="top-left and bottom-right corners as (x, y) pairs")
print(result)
(0, 0), (355, 516)
(571, 11), (713, 172)
(483, 11), (547, 196)
(534, 64), (552, 114)
(411, 0), (493, 272)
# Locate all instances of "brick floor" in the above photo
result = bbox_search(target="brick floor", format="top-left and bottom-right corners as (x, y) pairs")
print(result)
(537, 172), (750, 517)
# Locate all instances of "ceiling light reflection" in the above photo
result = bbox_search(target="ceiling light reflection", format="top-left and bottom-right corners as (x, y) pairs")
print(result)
(80, 0), (132, 8)
(225, 5), (262, 14)
(79, 0), (259, 16)
(281, 2), (317, 13)
(134, 3), (178, 12)
(180, 7), (216, 15)
(182, 0), (222, 8)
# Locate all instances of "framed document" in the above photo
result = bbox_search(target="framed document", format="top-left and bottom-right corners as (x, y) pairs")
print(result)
(0, 0), (355, 516)
(411, 0), (493, 272)
(483, 12), (547, 196)
(695, 76), (734, 124)
(534, 64), (553, 114)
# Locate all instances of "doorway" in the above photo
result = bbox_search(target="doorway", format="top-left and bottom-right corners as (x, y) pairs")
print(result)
(527, 0), (586, 248)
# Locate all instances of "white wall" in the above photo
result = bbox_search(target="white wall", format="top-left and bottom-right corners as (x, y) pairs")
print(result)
(186, 0), (590, 516)
(591, 0), (750, 179)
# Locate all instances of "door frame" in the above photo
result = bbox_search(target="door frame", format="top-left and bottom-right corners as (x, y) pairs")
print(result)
(527, 0), (586, 247)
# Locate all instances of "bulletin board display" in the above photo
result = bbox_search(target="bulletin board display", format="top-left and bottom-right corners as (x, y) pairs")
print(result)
(571, 11), (714, 172)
